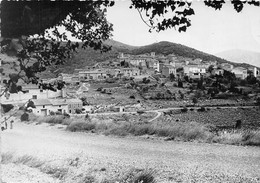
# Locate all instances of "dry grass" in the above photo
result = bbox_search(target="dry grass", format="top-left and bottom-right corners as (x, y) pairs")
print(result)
(66, 117), (212, 142)
(1, 152), (68, 180)
(118, 168), (156, 183)
(2, 152), (259, 183)
(212, 130), (260, 146)
(65, 115), (260, 146)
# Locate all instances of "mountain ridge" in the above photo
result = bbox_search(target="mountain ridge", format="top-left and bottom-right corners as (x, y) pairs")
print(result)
(216, 49), (260, 68)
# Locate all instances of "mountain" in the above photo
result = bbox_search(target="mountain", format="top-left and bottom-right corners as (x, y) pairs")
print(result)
(216, 49), (260, 68)
(104, 39), (139, 51)
(40, 40), (257, 78)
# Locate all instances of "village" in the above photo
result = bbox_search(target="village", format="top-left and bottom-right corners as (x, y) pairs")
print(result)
(1, 51), (260, 118)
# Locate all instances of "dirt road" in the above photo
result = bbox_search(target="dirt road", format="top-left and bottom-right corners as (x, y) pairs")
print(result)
(2, 122), (260, 182)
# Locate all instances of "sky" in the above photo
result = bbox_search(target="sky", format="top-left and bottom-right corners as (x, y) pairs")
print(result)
(106, 1), (260, 55)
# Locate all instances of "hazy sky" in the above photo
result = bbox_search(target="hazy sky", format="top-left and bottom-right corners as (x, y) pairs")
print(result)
(106, 1), (260, 55)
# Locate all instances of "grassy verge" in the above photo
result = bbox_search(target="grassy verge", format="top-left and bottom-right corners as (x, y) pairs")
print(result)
(1, 152), (156, 183)
(26, 111), (260, 146)
(2, 152), (259, 183)
(1, 152), (68, 180)
(64, 116), (260, 146)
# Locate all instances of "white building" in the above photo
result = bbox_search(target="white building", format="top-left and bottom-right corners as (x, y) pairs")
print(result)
(183, 65), (207, 78)
(231, 67), (247, 79)
(1, 84), (66, 104)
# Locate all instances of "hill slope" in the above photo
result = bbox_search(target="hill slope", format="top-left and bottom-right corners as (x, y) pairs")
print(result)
(216, 49), (260, 68)
(40, 41), (257, 78)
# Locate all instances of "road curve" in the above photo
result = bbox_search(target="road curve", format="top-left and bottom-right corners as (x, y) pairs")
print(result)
(2, 122), (260, 181)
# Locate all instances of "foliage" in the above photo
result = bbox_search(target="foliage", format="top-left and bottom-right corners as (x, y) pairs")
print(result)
(80, 97), (89, 106)
(130, 1), (259, 33)
(181, 107), (188, 113)
(21, 112), (29, 121)
(75, 108), (82, 114)
(256, 97), (260, 106)
(1, 104), (14, 113)
(192, 97), (198, 105)
(169, 73), (175, 81)
(178, 80), (183, 88)
(142, 77), (150, 84)
(1, 1), (114, 96)
(197, 107), (206, 112)
(1, 1), (259, 97)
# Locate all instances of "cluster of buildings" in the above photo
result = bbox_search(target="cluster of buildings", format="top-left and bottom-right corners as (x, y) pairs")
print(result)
(2, 52), (259, 117)
(57, 52), (260, 84)
(1, 84), (83, 116)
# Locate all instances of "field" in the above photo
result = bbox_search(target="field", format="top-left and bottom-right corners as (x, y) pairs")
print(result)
(156, 107), (260, 130)
(26, 106), (260, 146)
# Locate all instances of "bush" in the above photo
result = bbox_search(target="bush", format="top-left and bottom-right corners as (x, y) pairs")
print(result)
(96, 87), (103, 91)
(181, 107), (188, 113)
(43, 116), (64, 124)
(67, 120), (96, 132)
(129, 95), (135, 99)
(197, 107), (206, 112)
(192, 97), (198, 105)
(21, 112), (29, 121)
(75, 108), (82, 114)
(1, 104), (14, 113)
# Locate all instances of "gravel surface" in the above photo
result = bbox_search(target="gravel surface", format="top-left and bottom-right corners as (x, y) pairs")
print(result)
(2, 122), (260, 182)
(2, 163), (59, 183)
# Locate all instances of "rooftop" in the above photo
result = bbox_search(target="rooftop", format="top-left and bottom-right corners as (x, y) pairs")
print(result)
(32, 99), (52, 106)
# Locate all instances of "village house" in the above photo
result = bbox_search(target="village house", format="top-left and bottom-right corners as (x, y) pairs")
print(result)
(212, 68), (224, 76)
(153, 60), (160, 72)
(31, 99), (53, 116)
(78, 69), (107, 81)
(128, 58), (146, 67)
(248, 67), (260, 78)
(122, 68), (141, 77)
(175, 60), (189, 68)
(231, 67), (247, 79)
(67, 98), (83, 114)
(183, 65), (207, 78)
(0, 84), (66, 104)
(50, 99), (69, 114)
(31, 98), (83, 116)
(58, 73), (80, 85)
(161, 65), (176, 77)
(221, 63), (234, 71)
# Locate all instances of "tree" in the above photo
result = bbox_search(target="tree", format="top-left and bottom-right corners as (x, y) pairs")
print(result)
(130, 1), (260, 33)
(2, 1), (258, 97)
(169, 73), (175, 82)
(1, 1), (114, 96)
(192, 97), (198, 106)
(208, 65), (214, 74)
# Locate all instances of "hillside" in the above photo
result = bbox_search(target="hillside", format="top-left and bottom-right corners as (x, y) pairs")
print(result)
(38, 40), (258, 78)
(216, 49), (260, 68)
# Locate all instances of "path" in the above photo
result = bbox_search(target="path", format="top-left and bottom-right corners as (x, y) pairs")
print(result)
(2, 122), (260, 182)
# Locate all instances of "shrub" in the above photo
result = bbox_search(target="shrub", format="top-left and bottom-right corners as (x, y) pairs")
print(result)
(67, 120), (96, 132)
(96, 87), (103, 91)
(75, 108), (82, 114)
(1, 104), (14, 113)
(119, 168), (156, 183)
(242, 131), (260, 146)
(181, 107), (188, 113)
(197, 107), (206, 112)
(192, 97), (198, 105)
(43, 116), (64, 124)
(21, 112), (29, 121)
(129, 95), (135, 99)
